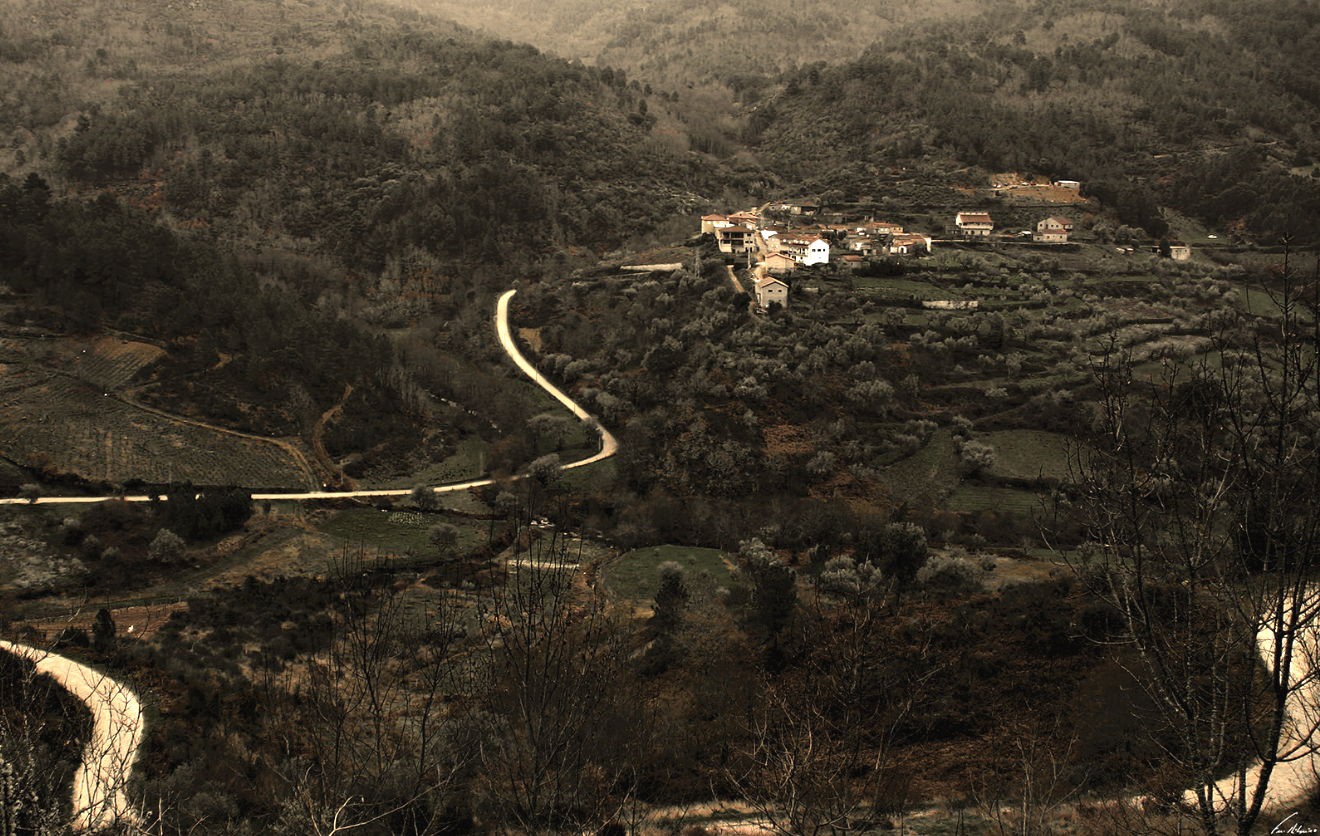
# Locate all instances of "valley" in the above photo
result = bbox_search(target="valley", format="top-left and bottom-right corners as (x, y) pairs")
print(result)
(0, 0), (1318, 833)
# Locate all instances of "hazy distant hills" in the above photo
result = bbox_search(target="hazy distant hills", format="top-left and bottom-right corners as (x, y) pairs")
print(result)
(386, 0), (1000, 90)
(4, 0), (1316, 253)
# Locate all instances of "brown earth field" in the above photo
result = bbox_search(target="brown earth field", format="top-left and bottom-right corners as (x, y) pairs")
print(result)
(0, 334), (315, 489)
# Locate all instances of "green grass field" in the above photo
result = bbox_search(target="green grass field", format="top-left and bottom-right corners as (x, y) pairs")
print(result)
(983, 429), (1074, 482)
(880, 429), (960, 504)
(376, 436), (490, 491)
(1239, 285), (1315, 322)
(604, 545), (735, 602)
(853, 276), (965, 301)
(319, 508), (486, 558)
(946, 484), (1042, 515)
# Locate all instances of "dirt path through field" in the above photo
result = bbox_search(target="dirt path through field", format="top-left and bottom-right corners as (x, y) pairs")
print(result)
(311, 382), (354, 489)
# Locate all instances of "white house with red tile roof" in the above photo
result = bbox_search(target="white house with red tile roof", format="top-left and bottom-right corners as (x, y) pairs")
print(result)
(888, 233), (933, 255)
(776, 234), (830, 266)
(856, 221), (904, 236)
(1034, 216), (1073, 243)
(956, 211), (994, 237)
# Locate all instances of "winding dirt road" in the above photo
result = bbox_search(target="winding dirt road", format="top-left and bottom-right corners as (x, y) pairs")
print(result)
(0, 288), (617, 506)
(0, 641), (143, 831)
(0, 288), (616, 830)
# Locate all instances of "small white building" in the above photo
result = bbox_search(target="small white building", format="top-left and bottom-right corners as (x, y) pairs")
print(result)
(956, 211), (994, 237)
(888, 233), (933, 255)
(701, 214), (732, 235)
(1053, 179), (1082, 191)
(1034, 216), (1073, 243)
(1169, 243), (1192, 261)
(754, 275), (789, 309)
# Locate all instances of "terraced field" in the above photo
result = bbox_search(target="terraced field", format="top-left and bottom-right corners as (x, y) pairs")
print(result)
(57, 336), (166, 390)
(983, 429), (1073, 482)
(0, 335), (314, 488)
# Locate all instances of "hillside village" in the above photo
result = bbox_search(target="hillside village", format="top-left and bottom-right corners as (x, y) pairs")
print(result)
(704, 180), (1196, 310)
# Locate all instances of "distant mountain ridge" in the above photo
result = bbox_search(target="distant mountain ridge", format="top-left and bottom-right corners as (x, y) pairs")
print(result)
(386, 0), (999, 89)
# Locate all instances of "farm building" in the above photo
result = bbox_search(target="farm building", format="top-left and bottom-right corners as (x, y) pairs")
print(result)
(888, 233), (933, 255)
(956, 211), (994, 237)
(1034, 217), (1073, 243)
(754, 275), (789, 309)
(762, 252), (797, 274)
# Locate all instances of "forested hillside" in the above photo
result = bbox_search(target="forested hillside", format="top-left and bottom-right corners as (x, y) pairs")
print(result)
(388, 0), (1004, 158)
(0, 0), (738, 487)
(755, 0), (1320, 242)
(2, 0), (721, 271)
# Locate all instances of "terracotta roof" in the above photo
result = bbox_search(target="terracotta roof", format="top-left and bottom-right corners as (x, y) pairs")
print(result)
(756, 276), (788, 289)
(957, 212), (993, 224)
(701, 214), (728, 221)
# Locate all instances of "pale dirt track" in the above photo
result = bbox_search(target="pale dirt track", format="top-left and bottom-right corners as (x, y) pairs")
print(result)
(7, 289), (1317, 831)
(0, 641), (143, 832)
(0, 287), (616, 830)
(0, 288), (616, 506)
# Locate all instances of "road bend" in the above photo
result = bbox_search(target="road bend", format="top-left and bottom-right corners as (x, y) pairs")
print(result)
(0, 288), (616, 505)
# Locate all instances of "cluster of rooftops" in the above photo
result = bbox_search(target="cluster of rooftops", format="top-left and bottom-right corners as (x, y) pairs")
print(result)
(698, 196), (1192, 310)
(700, 203), (1083, 272)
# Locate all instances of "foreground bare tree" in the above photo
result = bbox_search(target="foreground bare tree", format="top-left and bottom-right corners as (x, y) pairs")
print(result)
(468, 525), (643, 834)
(0, 654), (84, 834)
(727, 558), (928, 835)
(1068, 255), (1320, 835)
(268, 551), (470, 835)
